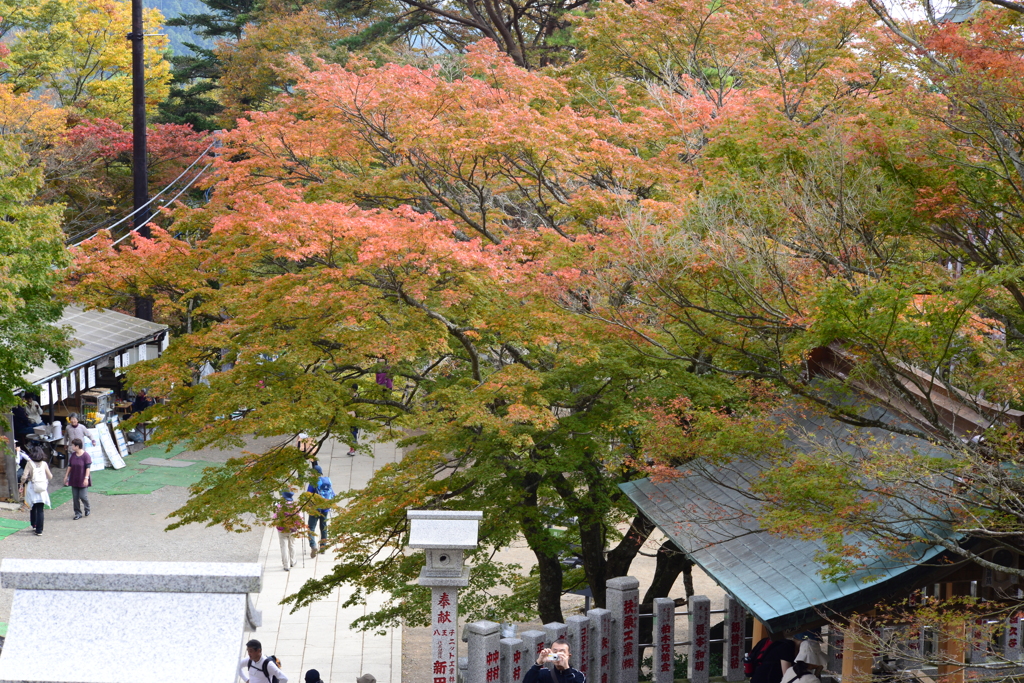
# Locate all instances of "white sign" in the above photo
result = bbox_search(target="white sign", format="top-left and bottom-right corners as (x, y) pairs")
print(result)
(97, 423), (126, 469)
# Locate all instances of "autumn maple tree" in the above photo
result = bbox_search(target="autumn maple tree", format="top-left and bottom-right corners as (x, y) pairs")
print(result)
(61, 0), (1024, 642)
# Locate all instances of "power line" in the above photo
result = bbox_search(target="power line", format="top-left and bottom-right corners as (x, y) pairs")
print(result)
(64, 141), (217, 245)
(108, 163), (214, 247)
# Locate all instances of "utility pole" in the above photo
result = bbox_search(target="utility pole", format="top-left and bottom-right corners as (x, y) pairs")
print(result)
(129, 0), (152, 321)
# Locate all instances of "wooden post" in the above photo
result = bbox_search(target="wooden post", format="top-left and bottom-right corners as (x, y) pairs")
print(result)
(841, 618), (873, 683)
(752, 619), (767, 644)
(937, 582), (966, 683)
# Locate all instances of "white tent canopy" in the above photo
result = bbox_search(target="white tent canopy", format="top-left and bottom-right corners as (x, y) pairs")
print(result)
(23, 306), (168, 406)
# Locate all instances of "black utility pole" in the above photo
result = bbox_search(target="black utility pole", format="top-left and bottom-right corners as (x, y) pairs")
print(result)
(129, 0), (152, 321)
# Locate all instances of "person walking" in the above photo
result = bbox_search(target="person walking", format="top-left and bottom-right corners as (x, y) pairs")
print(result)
(64, 438), (92, 519)
(238, 639), (288, 683)
(304, 670), (324, 683)
(306, 464), (333, 558)
(19, 446), (52, 536)
(63, 413), (95, 450)
(274, 488), (305, 571)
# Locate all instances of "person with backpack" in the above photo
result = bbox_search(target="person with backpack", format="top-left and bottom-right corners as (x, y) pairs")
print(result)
(783, 633), (827, 683)
(305, 464), (334, 558)
(274, 488), (305, 571)
(238, 639), (288, 683)
(748, 631), (797, 683)
(19, 445), (53, 536)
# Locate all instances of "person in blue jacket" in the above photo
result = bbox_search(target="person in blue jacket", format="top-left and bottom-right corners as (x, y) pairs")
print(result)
(524, 640), (585, 683)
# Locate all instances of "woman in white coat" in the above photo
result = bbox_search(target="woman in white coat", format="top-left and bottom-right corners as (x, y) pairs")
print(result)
(19, 446), (52, 536)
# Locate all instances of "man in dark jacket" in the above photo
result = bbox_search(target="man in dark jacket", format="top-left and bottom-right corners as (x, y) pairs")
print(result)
(751, 633), (797, 683)
(524, 640), (585, 683)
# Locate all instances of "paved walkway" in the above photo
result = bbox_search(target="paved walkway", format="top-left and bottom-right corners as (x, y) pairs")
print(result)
(242, 437), (404, 683)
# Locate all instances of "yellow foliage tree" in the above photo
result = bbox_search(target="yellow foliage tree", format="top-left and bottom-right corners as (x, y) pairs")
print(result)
(0, 84), (66, 150)
(2, 0), (171, 124)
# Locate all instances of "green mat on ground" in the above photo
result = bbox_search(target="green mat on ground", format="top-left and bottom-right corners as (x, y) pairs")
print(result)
(44, 443), (218, 506)
(0, 518), (29, 540)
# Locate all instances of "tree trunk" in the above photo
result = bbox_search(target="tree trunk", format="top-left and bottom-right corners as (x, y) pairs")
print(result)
(641, 539), (693, 605)
(638, 539), (693, 649)
(577, 515), (608, 608)
(519, 472), (565, 623)
(604, 512), (656, 581)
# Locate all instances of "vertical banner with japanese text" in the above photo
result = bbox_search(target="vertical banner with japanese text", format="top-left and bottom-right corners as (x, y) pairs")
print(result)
(432, 587), (458, 683)
(688, 595), (711, 683)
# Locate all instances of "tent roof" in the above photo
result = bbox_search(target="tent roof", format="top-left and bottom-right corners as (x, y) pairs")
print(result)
(619, 405), (955, 632)
(24, 306), (167, 386)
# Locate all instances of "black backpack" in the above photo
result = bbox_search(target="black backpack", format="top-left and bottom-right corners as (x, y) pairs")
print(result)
(744, 638), (770, 677)
(248, 655), (282, 683)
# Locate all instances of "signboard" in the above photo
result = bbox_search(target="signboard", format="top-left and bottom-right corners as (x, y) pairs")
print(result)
(108, 415), (130, 460)
(97, 423), (126, 469)
(85, 428), (107, 471)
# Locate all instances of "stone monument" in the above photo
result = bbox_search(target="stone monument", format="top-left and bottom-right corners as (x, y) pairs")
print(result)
(407, 509), (483, 683)
(0, 558), (262, 683)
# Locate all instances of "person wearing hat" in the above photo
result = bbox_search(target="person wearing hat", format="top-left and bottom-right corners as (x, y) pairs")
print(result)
(781, 633), (827, 683)
(274, 487), (305, 571)
(304, 670), (324, 683)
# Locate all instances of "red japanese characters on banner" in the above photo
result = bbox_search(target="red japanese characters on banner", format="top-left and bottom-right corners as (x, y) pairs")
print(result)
(622, 598), (637, 670)
(432, 589), (458, 683)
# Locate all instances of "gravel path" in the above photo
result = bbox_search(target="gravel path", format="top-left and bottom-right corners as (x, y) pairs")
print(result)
(0, 441), (266, 625)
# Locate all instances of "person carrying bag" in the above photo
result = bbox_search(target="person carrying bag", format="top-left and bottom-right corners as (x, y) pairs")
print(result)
(19, 446), (53, 536)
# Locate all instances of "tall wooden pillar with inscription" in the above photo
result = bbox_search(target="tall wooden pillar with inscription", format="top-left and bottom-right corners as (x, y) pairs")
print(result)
(408, 510), (484, 683)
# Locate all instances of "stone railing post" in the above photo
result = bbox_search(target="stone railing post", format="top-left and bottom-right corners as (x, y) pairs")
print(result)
(521, 629), (547, 667)
(500, 637), (530, 683)
(725, 596), (746, 681)
(566, 615), (592, 678)
(828, 627), (845, 673)
(688, 595), (711, 683)
(588, 607), (612, 683)
(607, 576), (640, 683)
(1004, 613), (1022, 662)
(544, 621), (568, 648)
(969, 618), (987, 665)
(467, 620), (501, 683)
(653, 597), (675, 683)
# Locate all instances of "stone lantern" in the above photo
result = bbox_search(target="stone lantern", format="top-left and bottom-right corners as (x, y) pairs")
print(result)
(408, 510), (482, 683)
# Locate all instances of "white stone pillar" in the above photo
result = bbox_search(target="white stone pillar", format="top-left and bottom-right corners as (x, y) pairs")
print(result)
(969, 617), (987, 665)
(545, 622), (567, 647)
(1004, 612), (1022, 661)
(607, 576), (640, 683)
(521, 629), (547, 666)
(500, 637), (530, 683)
(588, 607), (612, 683)
(467, 620), (501, 683)
(407, 510), (482, 683)
(653, 597), (675, 683)
(724, 597), (746, 681)
(566, 615), (592, 678)
(688, 595), (711, 683)
(431, 588), (460, 683)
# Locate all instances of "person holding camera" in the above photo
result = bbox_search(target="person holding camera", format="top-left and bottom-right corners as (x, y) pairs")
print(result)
(524, 640), (585, 683)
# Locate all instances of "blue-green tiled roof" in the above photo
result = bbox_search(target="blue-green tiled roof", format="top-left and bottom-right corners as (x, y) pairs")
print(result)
(619, 406), (956, 632)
